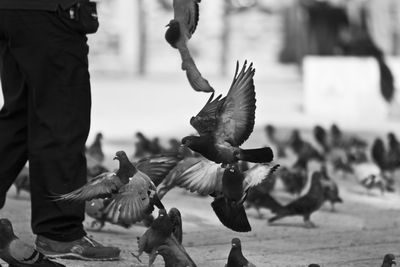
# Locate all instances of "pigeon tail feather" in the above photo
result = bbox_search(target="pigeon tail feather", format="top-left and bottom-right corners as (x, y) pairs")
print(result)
(238, 147), (273, 163)
(211, 198), (251, 232)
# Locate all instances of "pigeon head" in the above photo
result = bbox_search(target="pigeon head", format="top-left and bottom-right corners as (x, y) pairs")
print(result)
(331, 124), (341, 137)
(165, 20), (180, 48)
(136, 131), (145, 139)
(181, 136), (205, 151)
(388, 132), (399, 146)
(95, 132), (103, 140)
(151, 209), (173, 237)
(311, 171), (322, 184)
(168, 208), (181, 222)
(265, 124), (275, 139)
(290, 129), (302, 150)
(383, 254), (396, 266)
(308, 264), (321, 267)
(231, 238), (241, 248)
(181, 136), (193, 146)
(0, 218), (15, 247)
(158, 208), (167, 218)
(113, 151), (127, 161)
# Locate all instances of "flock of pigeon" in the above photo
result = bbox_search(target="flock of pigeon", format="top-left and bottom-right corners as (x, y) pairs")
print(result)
(1, 0), (399, 266)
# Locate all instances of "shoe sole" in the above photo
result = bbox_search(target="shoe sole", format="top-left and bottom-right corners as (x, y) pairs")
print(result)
(37, 250), (120, 261)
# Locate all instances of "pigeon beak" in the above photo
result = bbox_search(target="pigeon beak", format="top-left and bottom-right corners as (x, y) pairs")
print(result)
(165, 23), (170, 27)
(113, 156), (118, 160)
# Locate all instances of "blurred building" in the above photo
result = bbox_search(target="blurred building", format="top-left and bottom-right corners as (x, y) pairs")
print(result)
(88, 0), (297, 80)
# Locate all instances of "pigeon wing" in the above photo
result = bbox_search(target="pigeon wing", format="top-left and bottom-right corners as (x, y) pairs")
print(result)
(173, 0), (200, 39)
(242, 163), (280, 193)
(163, 156), (224, 196)
(103, 174), (151, 225)
(214, 61), (256, 146)
(190, 92), (224, 136)
(56, 172), (123, 201)
(135, 155), (182, 186)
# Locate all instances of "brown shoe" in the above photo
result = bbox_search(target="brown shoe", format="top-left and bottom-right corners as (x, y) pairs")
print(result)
(35, 235), (120, 261)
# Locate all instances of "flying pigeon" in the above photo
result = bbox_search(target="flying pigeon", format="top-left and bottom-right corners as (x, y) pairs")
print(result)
(165, 0), (213, 93)
(57, 152), (180, 226)
(182, 61), (273, 166)
(0, 218), (65, 267)
(158, 156), (278, 232)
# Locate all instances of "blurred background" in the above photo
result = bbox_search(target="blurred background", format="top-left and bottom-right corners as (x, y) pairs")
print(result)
(3, 2), (400, 266)
(81, 0), (400, 143)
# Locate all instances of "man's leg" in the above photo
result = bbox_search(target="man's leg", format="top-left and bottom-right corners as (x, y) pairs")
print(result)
(0, 43), (29, 209)
(1, 9), (119, 260)
(4, 10), (91, 241)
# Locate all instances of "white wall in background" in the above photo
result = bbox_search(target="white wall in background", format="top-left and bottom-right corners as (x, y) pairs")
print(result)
(303, 56), (388, 123)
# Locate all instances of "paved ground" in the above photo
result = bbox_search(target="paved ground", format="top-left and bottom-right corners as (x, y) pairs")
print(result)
(1, 73), (400, 266)
(2, 132), (400, 267)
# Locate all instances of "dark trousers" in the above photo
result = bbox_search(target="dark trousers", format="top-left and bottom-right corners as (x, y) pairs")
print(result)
(0, 9), (91, 241)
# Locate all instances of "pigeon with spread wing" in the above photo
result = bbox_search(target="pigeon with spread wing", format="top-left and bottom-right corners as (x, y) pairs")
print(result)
(182, 61), (273, 166)
(158, 156), (278, 232)
(165, 0), (213, 93)
(57, 151), (180, 227)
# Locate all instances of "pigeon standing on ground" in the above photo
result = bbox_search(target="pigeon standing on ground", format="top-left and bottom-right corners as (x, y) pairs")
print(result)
(264, 124), (287, 158)
(134, 132), (152, 158)
(165, 0), (214, 93)
(134, 208), (196, 266)
(245, 172), (277, 218)
(0, 218), (65, 267)
(381, 254), (396, 267)
(181, 61), (273, 166)
(132, 209), (173, 261)
(313, 124), (329, 153)
(279, 157), (308, 196)
(267, 171), (325, 228)
(372, 136), (399, 185)
(86, 132), (105, 163)
(225, 238), (256, 267)
(319, 166), (343, 211)
(168, 208), (183, 244)
(290, 130), (324, 161)
(149, 241), (196, 267)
